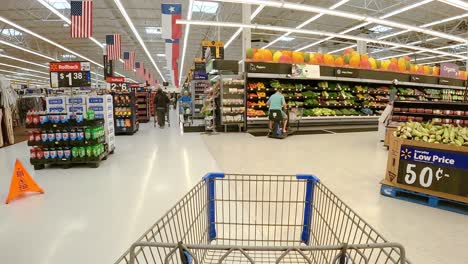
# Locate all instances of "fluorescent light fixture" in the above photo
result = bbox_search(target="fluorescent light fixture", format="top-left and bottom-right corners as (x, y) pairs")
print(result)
(179, 0), (194, 86)
(0, 68), (49, 79)
(0, 54), (49, 68)
(193, 1), (219, 14)
(0, 39), (56, 61)
(329, 44), (357, 54)
(179, 20), (468, 60)
(62, 54), (76, 59)
(225, 4), (265, 49)
(263, 0), (350, 49)
(145, 27), (162, 34)
(157, 54), (166, 57)
(250, 5), (264, 20)
(0, 62), (48, 75)
(369, 25), (393, 33)
(48, 0), (70, 10)
(380, 0), (434, 19)
(279, 36), (295, 41)
(438, 0), (468, 11)
(112, 0), (165, 81)
(1, 28), (22, 36)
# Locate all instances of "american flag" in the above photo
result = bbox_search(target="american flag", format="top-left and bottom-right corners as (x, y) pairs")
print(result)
(71, 1), (93, 38)
(106, 34), (121, 60)
(135, 62), (144, 78)
(123, 51), (135, 71)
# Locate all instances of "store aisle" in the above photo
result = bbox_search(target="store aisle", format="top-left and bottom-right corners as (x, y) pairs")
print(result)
(202, 132), (468, 264)
(0, 111), (219, 264)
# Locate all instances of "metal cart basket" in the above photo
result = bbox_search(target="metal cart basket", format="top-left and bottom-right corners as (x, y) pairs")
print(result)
(116, 173), (408, 264)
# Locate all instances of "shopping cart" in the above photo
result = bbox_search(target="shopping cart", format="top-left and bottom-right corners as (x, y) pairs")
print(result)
(115, 173), (408, 264)
(153, 104), (170, 127)
(179, 101), (193, 125)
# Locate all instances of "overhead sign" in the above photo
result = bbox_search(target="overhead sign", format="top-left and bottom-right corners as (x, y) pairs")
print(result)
(397, 145), (468, 197)
(202, 41), (224, 60)
(49, 61), (91, 88)
(106, 77), (126, 83)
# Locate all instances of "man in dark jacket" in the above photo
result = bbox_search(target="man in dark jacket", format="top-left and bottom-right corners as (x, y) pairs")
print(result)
(154, 88), (170, 127)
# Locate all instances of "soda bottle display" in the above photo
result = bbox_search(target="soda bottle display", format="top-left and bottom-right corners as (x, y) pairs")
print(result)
(69, 129), (77, 141)
(71, 147), (79, 159)
(84, 128), (91, 140)
(64, 147), (71, 160)
(79, 147), (86, 158)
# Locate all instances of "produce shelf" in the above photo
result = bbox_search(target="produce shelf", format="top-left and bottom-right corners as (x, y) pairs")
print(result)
(393, 112), (468, 119)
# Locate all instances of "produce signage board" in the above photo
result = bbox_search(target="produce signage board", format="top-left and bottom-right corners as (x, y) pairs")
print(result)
(292, 64), (320, 79)
(49, 61), (91, 88)
(334, 68), (358, 78)
(410, 75), (438, 85)
(397, 145), (468, 197)
(439, 63), (459, 78)
(439, 77), (464, 87)
(245, 62), (292, 74)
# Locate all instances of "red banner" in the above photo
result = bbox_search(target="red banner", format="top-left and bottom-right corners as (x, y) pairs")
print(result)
(49, 61), (90, 72)
(106, 77), (126, 83)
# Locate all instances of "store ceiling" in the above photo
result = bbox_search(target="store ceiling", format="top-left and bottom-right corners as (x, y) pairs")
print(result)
(0, 0), (466, 86)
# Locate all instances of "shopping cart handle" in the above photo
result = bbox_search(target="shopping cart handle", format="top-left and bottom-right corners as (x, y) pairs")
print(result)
(202, 172), (225, 180)
(296, 174), (320, 183)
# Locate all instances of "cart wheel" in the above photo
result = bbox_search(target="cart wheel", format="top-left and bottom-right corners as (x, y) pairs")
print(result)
(34, 164), (45, 170)
(90, 162), (100, 168)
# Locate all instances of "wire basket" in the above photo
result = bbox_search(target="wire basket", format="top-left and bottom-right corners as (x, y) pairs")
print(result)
(115, 173), (408, 264)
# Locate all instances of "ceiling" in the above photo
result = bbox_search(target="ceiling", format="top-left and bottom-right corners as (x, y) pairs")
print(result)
(0, 0), (466, 87)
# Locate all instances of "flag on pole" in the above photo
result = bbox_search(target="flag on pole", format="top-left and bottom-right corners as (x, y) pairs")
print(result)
(161, 3), (182, 39)
(135, 62), (144, 78)
(71, 1), (93, 38)
(123, 51), (135, 71)
(165, 39), (180, 87)
(106, 34), (121, 60)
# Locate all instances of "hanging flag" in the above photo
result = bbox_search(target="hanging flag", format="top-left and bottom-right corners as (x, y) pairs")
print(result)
(165, 39), (180, 87)
(161, 3), (182, 39)
(135, 62), (144, 78)
(106, 34), (121, 60)
(123, 51), (135, 71)
(70, 1), (93, 38)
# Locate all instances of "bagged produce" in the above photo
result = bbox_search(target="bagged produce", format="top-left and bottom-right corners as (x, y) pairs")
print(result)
(394, 122), (468, 146)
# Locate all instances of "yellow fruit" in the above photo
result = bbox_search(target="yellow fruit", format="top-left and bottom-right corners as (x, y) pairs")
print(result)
(368, 57), (377, 69)
(273, 51), (282, 62)
(262, 49), (273, 62)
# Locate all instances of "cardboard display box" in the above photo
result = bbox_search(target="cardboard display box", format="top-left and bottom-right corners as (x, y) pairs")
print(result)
(384, 136), (468, 204)
(384, 126), (398, 148)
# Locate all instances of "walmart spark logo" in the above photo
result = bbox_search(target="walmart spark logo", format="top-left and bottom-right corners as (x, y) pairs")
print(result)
(401, 148), (412, 160)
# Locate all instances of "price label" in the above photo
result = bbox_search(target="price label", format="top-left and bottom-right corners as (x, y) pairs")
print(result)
(50, 71), (91, 88)
(397, 145), (468, 197)
(109, 82), (129, 91)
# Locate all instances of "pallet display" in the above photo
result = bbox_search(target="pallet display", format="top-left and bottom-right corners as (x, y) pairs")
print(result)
(136, 91), (150, 123)
(220, 76), (245, 132)
(113, 91), (139, 135)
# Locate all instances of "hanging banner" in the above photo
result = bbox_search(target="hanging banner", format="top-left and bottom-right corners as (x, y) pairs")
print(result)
(202, 41), (224, 61)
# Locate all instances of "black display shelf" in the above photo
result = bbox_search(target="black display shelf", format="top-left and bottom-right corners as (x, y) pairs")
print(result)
(26, 119), (104, 129)
(114, 103), (132, 107)
(395, 100), (468, 106)
(392, 111), (468, 119)
(28, 136), (105, 147)
(30, 150), (108, 170)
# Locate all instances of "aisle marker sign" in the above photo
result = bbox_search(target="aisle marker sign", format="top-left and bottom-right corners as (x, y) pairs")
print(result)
(5, 159), (44, 204)
(397, 145), (468, 197)
(49, 61), (91, 88)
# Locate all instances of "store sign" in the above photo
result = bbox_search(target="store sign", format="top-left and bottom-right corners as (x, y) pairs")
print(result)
(245, 62), (292, 74)
(202, 41), (224, 60)
(335, 68), (358, 78)
(106, 77), (126, 83)
(440, 63), (459, 78)
(397, 145), (468, 197)
(103, 55), (113, 78)
(292, 64), (320, 79)
(438, 77), (463, 86)
(193, 71), (208, 80)
(49, 61), (91, 88)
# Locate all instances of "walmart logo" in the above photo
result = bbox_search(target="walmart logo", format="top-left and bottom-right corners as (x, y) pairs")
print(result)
(401, 148), (412, 160)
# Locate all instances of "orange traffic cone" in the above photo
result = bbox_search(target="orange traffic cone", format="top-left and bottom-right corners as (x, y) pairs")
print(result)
(5, 159), (44, 204)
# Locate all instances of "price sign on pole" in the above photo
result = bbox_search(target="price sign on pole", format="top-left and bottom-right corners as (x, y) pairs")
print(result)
(106, 77), (128, 91)
(49, 61), (91, 88)
(397, 145), (468, 197)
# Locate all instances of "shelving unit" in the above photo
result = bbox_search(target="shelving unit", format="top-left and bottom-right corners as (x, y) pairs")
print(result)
(391, 100), (468, 126)
(220, 75), (245, 132)
(27, 118), (108, 170)
(112, 91), (139, 135)
(191, 80), (210, 119)
(136, 91), (150, 123)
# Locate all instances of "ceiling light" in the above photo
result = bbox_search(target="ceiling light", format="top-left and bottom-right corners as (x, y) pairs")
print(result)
(179, 0), (194, 86)
(0, 54), (48, 68)
(225, 4), (265, 49)
(0, 68), (49, 79)
(1, 28), (22, 36)
(250, 5), (265, 20)
(0, 40), (56, 61)
(193, 1), (219, 14)
(0, 62), (48, 75)
(279, 36), (295, 41)
(369, 25), (393, 33)
(112, 0), (165, 81)
(156, 54), (166, 57)
(63, 23), (69, 28)
(329, 44), (357, 54)
(48, 0), (70, 10)
(380, 0), (434, 19)
(62, 54), (76, 59)
(145, 27), (162, 34)
(438, 0), (468, 11)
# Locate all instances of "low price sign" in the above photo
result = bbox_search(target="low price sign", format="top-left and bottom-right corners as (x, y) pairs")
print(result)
(106, 76), (129, 91)
(397, 145), (468, 197)
(49, 61), (91, 88)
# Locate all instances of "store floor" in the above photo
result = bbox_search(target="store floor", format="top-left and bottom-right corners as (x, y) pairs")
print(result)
(0, 111), (466, 264)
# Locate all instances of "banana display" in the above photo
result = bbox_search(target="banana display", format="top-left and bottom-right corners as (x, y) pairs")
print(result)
(394, 122), (468, 147)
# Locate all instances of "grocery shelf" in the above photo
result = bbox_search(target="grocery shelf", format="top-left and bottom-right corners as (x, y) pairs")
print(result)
(395, 100), (468, 106)
(393, 112), (468, 119)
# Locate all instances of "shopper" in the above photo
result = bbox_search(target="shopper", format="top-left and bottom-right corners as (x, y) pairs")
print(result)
(267, 88), (288, 133)
(179, 90), (192, 121)
(154, 88), (170, 128)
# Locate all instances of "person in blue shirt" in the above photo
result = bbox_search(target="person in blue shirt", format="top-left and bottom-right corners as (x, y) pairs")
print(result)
(179, 90), (192, 120)
(267, 88), (288, 133)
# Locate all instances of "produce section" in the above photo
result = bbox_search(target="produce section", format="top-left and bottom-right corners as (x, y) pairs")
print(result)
(220, 76), (245, 131)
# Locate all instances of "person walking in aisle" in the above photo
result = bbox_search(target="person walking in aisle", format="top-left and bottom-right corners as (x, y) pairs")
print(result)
(154, 88), (170, 128)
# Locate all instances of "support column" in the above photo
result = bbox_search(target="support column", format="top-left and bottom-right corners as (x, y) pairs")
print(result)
(241, 4), (251, 72)
(357, 40), (367, 54)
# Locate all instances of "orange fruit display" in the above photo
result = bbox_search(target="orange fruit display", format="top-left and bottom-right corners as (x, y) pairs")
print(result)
(273, 51), (283, 62)
(323, 54), (334, 65)
(334, 56), (344, 66)
(349, 55), (360, 68)
(261, 49), (273, 62)
(292, 51), (305, 63)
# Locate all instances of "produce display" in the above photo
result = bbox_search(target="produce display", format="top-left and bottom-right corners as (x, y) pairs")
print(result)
(245, 48), (468, 80)
(392, 104), (468, 125)
(396, 88), (465, 102)
(393, 122), (468, 146)
(221, 78), (245, 124)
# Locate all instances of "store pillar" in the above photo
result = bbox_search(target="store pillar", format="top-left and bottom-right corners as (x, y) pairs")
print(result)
(241, 3), (251, 71)
(357, 40), (367, 54)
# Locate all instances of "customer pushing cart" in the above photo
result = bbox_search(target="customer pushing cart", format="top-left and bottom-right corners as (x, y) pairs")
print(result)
(153, 88), (170, 128)
(179, 90), (193, 125)
(115, 173), (408, 264)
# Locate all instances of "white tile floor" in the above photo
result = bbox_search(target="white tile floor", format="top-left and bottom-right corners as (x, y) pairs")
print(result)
(0, 111), (466, 264)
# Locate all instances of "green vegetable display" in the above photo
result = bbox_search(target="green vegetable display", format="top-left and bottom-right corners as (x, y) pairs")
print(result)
(394, 122), (468, 147)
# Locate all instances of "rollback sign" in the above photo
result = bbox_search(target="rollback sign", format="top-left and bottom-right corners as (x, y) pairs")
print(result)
(49, 61), (91, 88)
(397, 145), (468, 197)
